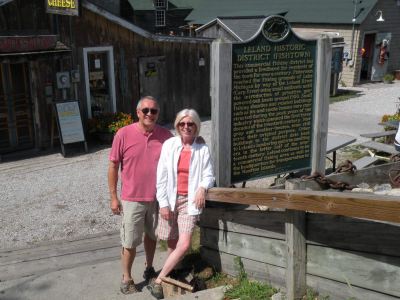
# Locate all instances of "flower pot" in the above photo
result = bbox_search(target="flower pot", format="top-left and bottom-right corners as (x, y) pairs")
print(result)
(395, 70), (400, 80)
(96, 132), (114, 144)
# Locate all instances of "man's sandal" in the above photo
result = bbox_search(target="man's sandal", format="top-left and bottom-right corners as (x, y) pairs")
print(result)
(120, 279), (138, 294)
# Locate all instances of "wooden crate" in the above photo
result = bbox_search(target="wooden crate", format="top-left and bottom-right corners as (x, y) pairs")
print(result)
(161, 276), (194, 298)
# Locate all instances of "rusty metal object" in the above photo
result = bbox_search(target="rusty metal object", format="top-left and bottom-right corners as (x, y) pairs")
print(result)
(334, 160), (357, 174)
(389, 167), (400, 187)
(301, 172), (356, 191)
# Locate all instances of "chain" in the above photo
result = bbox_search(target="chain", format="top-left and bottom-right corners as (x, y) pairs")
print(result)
(334, 160), (357, 174)
(301, 172), (356, 191)
(389, 167), (400, 187)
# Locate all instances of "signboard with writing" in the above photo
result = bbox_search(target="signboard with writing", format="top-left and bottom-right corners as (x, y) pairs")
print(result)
(231, 16), (317, 183)
(46, 0), (79, 16)
(0, 35), (57, 53)
(55, 101), (85, 144)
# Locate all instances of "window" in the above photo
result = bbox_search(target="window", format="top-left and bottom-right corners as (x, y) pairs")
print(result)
(154, 0), (166, 8)
(155, 10), (165, 27)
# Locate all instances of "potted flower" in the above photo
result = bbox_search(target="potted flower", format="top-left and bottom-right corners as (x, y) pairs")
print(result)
(383, 73), (394, 84)
(88, 112), (133, 144)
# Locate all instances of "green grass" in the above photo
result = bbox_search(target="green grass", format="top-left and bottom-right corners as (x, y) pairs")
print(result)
(304, 287), (330, 300)
(329, 89), (361, 104)
(224, 257), (277, 300)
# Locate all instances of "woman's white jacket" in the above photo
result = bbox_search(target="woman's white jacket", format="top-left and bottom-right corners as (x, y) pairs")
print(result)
(156, 136), (215, 215)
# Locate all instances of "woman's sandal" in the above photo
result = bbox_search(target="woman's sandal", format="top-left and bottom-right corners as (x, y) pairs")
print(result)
(147, 281), (164, 299)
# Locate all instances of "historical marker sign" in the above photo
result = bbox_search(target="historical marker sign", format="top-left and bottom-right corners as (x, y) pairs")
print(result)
(230, 16), (317, 182)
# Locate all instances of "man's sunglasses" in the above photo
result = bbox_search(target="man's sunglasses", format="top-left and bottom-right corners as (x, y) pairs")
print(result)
(141, 108), (158, 115)
(178, 122), (195, 127)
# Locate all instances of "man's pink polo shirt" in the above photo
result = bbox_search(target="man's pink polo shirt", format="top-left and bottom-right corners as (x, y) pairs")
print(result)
(109, 122), (172, 202)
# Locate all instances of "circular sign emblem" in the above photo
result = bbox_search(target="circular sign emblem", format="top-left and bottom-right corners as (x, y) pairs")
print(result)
(262, 16), (290, 42)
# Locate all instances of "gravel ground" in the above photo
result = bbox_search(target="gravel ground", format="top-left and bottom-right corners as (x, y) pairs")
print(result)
(1, 81), (400, 250)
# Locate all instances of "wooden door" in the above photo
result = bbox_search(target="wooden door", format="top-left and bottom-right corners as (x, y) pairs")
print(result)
(138, 56), (168, 122)
(0, 63), (34, 153)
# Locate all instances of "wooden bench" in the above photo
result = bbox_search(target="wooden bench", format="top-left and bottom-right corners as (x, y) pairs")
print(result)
(352, 156), (380, 169)
(360, 141), (399, 155)
(360, 130), (397, 140)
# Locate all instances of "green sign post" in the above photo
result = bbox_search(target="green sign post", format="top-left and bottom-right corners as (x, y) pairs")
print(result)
(230, 16), (317, 183)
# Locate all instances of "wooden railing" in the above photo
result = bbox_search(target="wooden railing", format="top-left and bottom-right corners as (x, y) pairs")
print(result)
(204, 187), (400, 299)
(206, 187), (400, 223)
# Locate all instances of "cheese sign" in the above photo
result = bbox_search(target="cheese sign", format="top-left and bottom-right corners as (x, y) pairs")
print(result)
(46, 0), (79, 16)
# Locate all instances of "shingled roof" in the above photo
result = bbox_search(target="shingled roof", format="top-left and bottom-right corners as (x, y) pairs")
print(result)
(128, 0), (378, 25)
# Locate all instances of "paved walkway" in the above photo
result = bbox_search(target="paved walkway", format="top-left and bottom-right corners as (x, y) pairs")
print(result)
(0, 231), (225, 300)
(329, 81), (400, 142)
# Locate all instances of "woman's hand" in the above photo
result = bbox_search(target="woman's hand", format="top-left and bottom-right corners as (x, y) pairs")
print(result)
(194, 187), (206, 209)
(160, 207), (171, 220)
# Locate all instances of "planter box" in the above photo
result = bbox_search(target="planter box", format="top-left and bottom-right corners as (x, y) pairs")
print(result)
(395, 70), (400, 80)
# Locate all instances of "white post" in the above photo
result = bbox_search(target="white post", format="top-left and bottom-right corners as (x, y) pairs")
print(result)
(311, 35), (332, 174)
(210, 39), (232, 187)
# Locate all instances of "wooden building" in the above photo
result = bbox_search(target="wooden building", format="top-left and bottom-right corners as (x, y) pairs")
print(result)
(0, 0), (211, 155)
(145, 0), (400, 87)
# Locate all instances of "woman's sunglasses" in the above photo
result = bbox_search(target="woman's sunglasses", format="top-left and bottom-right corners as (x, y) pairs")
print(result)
(141, 108), (158, 115)
(178, 122), (195, 127)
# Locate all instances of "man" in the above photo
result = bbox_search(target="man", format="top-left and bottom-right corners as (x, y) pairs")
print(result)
(108, 96), (173, 294)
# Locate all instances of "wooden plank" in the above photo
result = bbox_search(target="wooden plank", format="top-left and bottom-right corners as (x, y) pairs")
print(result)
(361, 141), (398, 154)
(0, 232), (120, 263)
(206, 187), (400, 223)
(200, 228), (286, 268)
(200, 208), (285, 240)
(312, 35), (331, 174)
(352, 156), (380, 169)
(0, 232), (122, 281)
(210, 39), (232, 187)
(360, 130), (397, 139)
(0, 245), (122, 281)
(307, 245), (400, 297)
(285, 210), (306, 300)
(201, 247), (286, 290)
(307, 273), (399, 300)
(307, 214), (400, 257)
(312, 161), (400, 187)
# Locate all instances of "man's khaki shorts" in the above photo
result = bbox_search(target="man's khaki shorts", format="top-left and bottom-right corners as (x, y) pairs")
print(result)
(120, 200), (158, 249)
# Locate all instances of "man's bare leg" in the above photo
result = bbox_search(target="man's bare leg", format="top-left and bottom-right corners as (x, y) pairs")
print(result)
(122, 247), (136, 282)
(144, 233), (157, 268)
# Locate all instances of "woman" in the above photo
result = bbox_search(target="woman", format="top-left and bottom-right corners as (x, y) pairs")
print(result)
(148, 109), (215, 299)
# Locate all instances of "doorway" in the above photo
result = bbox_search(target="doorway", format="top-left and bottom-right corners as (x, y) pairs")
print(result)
(83, 46), (116, 118)
(0, 63), (34, 154)
(360, 33), (375, 81)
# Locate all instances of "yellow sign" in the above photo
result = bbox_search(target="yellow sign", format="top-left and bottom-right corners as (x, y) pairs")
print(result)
(48, 0), (76, 8)
(46, 0), (79, 16)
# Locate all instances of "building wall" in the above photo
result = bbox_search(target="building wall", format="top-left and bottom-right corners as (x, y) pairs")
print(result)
(292, 24), (359, 87)
(71, 7), (211, 123)
(359, 0), (400, 79)
(199, 24), (238, 42)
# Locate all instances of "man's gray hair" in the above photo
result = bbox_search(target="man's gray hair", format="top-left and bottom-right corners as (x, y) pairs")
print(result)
(174, 108), (201, 137)
(136, 96), (159, 110)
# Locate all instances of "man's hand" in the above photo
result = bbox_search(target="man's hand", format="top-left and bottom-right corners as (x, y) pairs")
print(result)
(111, 198), (122, 215)
(194, 187), (206, 209)
(160, 207), (171, 220)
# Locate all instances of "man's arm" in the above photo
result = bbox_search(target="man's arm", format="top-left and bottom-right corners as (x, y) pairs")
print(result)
(108, 161), (122, 215)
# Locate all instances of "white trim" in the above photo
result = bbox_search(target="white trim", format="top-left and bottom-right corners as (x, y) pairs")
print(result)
(217, 19), (244, 42)
(83, 46), (117, 118)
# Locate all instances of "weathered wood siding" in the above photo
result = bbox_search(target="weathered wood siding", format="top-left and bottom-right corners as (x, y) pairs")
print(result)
(64, 7), (211, 123)
(292, 24), (359, 87)
(200, 204), (400, 299)
(359, 0), (400, 78)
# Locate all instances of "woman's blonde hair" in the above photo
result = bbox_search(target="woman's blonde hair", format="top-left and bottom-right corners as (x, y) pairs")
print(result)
(174, 109), (201, 137)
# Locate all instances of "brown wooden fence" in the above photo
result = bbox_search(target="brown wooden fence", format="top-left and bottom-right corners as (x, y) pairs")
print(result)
(202, 187), (400, 300)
